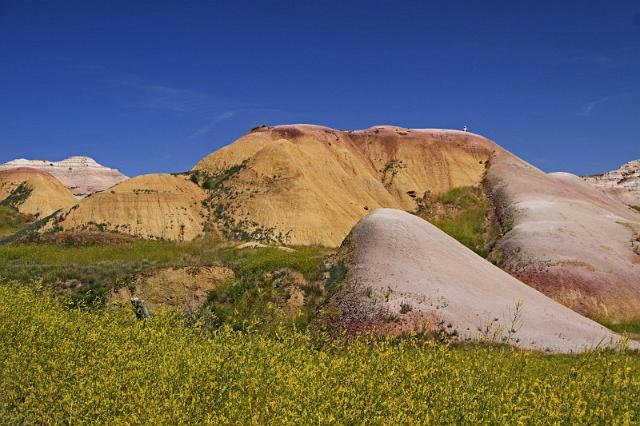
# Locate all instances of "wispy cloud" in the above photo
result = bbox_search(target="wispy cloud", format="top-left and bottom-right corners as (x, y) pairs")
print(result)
(117, 81), (213, 113)
(576, 93), (629, 116)
(190, 108), (289, 138)
(191, 110), (240, 137)
(80, 64), (288, 137)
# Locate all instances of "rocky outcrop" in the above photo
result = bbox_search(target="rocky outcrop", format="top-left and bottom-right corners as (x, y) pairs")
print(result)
(0, 156), (128, 198)
(583, 160), (640, 207)
(109, 266), (235, 312)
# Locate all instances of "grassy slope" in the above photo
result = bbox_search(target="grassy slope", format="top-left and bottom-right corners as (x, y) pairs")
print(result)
(594, 317), (640, 339)
(0, 284), (639, 424)
(0, 239), (329, 327)
(0, 240), (223, 307)
(418, 186), (499, 258)
(0, 205), (31, 238)
(0, 239), (325, 273)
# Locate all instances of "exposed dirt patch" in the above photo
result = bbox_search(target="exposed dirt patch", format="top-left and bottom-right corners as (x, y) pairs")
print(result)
(110, 265), (235, 312)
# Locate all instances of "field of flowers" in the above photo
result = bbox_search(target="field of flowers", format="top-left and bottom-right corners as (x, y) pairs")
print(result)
(1, 283), (639, 424)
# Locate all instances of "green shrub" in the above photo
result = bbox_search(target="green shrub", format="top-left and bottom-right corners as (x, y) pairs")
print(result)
(325, 260), (347, 297)
(205, 247), (328, 331)
(400, 302), (413, 314)
(418, 186), (499, 257)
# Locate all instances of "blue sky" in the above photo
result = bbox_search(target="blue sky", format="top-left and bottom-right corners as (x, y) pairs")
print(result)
(1, 0), (638, 176)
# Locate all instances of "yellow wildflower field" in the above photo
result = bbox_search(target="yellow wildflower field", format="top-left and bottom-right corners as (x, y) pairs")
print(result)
(1, 284), (638, 424)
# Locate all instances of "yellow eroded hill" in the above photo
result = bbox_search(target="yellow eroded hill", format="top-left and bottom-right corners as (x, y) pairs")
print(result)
(0, 168), (77, 218)
(55, 174), (207, 241)
(194, 125), (502, 246)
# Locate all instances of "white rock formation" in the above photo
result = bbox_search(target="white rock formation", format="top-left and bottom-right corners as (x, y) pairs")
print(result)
(583, 160), (640, 206)
(0, 156), (128, 198)
(334, 209), (634, 353)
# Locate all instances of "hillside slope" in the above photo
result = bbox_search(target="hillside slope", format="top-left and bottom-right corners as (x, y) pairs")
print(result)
(34, 124), (639, 324)
(0, 156), (128, 198)
(0, 168), (77, 218)
(324, 209), (629, 353)
(487, 153), (640, 322)
(194, 125), (501, 246)
(53, 174), (207, 241)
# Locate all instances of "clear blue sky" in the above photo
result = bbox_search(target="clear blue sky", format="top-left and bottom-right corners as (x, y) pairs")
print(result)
(1, 0), (638, 176)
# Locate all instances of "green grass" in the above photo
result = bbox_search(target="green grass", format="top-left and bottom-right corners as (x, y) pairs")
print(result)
(594, 316), (640, 337)
(0, 239), (221, 265)
(0, 205), (31, 238)
(203, 246), (329, 331)
(1, 283), (639, 424)
(420, 186), (498, 257)
(217, 246), (327, 280)
(0, 240), (226, 308)
(0, 239), (329, 325)
(0, 239), (242, 293)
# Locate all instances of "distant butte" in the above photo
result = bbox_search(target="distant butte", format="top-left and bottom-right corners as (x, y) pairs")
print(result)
(583, 159), (640, 207)
(0, 156), (128, 198)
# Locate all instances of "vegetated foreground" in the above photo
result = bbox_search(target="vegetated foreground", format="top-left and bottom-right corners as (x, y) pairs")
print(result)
(0, 239), (329, 331)
(0, 284), (639, 424)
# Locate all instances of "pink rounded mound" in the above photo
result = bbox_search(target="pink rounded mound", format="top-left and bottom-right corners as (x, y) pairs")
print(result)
(327, 208), (634, 353)
(487, 153), (640, 322)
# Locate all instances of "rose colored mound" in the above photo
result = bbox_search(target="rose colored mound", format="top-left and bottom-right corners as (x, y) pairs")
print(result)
(326, 209), (633, 353)
(487, 154), (640, 322)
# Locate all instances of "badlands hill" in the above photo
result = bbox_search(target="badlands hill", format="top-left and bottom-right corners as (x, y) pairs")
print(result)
(324, 209), (630, 353)
(0, 156), (127, 198)
(583, 160), (640, 207)
(51, 174), (207, 241)
(194, 124), (639, 322)
(29, 124), (639, 324)
(0, 168), (77, 218)
(194, 124), (502, 246)
(486, 154), (640, 322)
